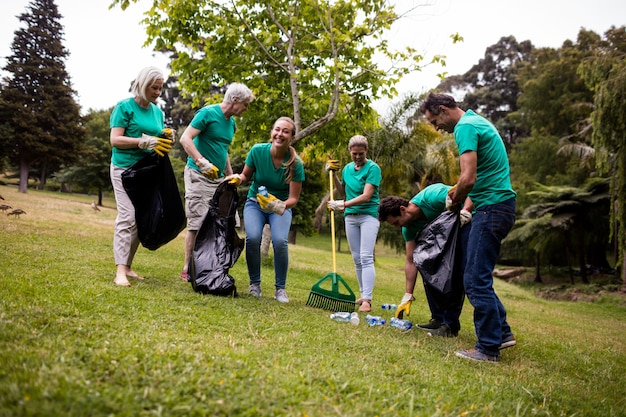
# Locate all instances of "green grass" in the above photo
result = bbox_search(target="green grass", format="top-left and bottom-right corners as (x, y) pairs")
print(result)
(1, 184), (625, 417)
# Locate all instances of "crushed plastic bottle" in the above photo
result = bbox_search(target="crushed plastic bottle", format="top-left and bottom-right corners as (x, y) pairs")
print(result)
(330, 312), (360, 325)
(257, 185), (269, 197)
(381, 304), (397, 311)
(389, 317), (412, 331)
(365, 314), (386, 326)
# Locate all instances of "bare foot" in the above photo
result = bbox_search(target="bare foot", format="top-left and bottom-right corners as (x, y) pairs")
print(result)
(114, 273), (131, 287)
(126, 270), (144, 281)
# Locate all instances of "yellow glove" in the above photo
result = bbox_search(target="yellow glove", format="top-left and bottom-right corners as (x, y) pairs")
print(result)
(224, 174), (242, 187)
(325, 159), (340, 172)
(159, 127), (176, 141)
(446, 184), (461, 211)
(138, 134), (173, 157)
(257, 192), (286, 215)
(196, 157), (219, 179)
(395, 293), (415, 319)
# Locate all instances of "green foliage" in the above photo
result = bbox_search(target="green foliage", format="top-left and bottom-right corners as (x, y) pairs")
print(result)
(1, 0), (84, 191)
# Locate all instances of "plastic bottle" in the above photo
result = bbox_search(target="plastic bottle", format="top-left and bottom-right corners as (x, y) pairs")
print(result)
(381, 304), (397, 311)
(330, 312), (360, 325)
(365, 314), (386, 326)
(389, 317), (413, 331)
(257, 185), (269, 197)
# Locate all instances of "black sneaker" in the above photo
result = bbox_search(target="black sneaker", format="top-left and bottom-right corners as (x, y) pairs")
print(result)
(499, 334), (517, 350)
(427, 324), (458, 338)
(417, 318), (443, 330)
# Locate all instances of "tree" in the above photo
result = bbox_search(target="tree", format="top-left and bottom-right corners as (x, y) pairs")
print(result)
(54, 109), (113, 205)
(578, 25), (626, 288)
(109, 0), (442, 149)
(1, 0), (84, 193)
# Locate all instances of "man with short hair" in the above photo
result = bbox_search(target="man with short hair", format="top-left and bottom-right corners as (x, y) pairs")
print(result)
(420, 93), (517, 362)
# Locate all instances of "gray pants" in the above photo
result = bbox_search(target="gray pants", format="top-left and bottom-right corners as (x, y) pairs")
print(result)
(110, 164), (140, 266)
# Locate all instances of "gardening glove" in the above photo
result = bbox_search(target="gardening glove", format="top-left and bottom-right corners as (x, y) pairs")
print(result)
(445, 184), (461, 211)
(459, 209), (472, 227)
(158, 127), (176, 141)
(327, 200), (345, 212)
(395, 293), (415, 319)
(257, 192), (286, 215)
(138, 134), (173, 156)
(224, 174), (242, 187)
(196, 157), (219, 179)
(325, 159), (340, 172)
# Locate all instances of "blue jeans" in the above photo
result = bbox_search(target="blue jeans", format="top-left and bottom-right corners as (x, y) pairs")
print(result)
(243, 198), (292, 289)
(344, 214), (380, 300)
(464, 198), (516, 356)
(424, 222), (471, 334)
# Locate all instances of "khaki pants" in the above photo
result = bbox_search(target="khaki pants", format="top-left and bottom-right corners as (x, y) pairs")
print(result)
(110, 164), (140, 266)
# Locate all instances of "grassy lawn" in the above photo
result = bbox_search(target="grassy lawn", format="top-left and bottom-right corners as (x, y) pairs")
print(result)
(1, 184), (625, 417)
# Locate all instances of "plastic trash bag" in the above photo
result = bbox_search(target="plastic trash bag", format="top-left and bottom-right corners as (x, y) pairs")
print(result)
(413, 210), (465, 309)
(189, 181), (244, 296)
(121, 153), (186, 250)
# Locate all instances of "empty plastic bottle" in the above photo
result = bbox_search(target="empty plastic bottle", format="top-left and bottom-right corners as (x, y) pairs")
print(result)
(381, 304), (397, 311)
(365, 314), (386, 326)
(257, 186), (269, 197)
(389, 317), (413, 331)
(330, 312), (360, 325)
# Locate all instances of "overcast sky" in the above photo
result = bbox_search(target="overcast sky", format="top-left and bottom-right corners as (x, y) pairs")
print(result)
(1, 0), (624, 115)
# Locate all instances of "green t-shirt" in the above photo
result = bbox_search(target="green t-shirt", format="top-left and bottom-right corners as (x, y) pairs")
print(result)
(341, 159), (381, 218)
(401, 183), (451, 242)
(109, 97), (164, 168)
(186, 104), (236, 178)
(454, 109), (516, 209)
(245, 143), (305, 201)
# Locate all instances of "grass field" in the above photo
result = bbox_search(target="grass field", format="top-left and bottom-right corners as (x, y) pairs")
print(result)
(1, 184), (625, 417)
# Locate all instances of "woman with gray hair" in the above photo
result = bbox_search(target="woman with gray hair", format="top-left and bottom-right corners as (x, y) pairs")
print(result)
(109, 66), (174, 286)
(179, 82), (254, 281)
(326, 135), (382, 312)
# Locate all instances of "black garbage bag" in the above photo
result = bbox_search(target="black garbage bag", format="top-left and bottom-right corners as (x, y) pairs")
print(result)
(189, 180), (244, 296)
(413, 210), (465, 310)
(121, 153), (186, 250)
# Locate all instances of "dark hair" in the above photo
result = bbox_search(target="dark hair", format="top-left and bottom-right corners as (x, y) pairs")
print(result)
(419, 93), (458, 115)
(378, 196), (409, 222)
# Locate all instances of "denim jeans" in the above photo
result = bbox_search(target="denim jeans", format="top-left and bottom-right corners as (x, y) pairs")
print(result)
(464, 198), (516, 356)
(243, 198), (293, 289)
(344, 214), (380, 300)
(424, 222), (471, 333)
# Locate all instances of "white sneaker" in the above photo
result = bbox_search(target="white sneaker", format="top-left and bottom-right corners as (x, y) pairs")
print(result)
(274, 288), (289, 303)
(248, 284), (262, 297)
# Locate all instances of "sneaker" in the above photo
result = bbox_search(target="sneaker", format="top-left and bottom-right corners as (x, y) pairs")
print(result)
(248, 284), (262, 297)
(274, 288), (289, 303)
(499, 334), (517, 350)
(417, 318), (443, 330)
(427, 324), (458, 338)
(455, 349), (499, 363)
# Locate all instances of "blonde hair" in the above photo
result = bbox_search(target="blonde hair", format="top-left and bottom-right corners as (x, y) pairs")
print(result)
(131, 66), (164, 103)
(272, 117), (299, 184)
(348, 135), (368, 150)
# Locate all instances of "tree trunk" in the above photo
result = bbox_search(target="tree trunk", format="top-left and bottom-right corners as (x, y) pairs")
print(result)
(288, 228), (296, 244)
(37, 165), (46, 190)
(576, 222), (589, 284)
(18, 158), (29, 193)
(98, 188), (104, 206)
(534, 251), (543, 283)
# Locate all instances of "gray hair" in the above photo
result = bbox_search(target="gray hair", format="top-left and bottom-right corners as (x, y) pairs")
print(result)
(131, 66), (164, 103)
(348, 135), (368, 150)
(223, 83), (255, 104)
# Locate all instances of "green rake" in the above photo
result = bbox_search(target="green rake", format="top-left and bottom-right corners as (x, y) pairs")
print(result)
(306, 171), (357, 312)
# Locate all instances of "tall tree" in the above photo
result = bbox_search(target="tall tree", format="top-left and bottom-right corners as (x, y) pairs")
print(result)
(109, 0), (442, 149)
(578, 25), (626, 287)
(1, 0), (84, 193)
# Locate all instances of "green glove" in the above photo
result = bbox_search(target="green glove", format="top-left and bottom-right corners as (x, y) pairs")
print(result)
(257, 192), (286, 215)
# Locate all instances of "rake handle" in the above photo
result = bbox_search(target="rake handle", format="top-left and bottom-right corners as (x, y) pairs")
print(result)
(329, 170), (337, 275)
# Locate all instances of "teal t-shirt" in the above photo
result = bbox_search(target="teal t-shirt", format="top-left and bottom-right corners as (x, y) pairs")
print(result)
(109, 97), (164, 168)
(341, 159), (381, 218)
(454, 110), (516, 209)
(245, 143), (305, 201)
(401, 183), (451, 242)
(186, 104), (236, 178)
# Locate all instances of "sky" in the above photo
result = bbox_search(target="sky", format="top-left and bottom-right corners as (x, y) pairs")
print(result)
(1, 0), (624, 116)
